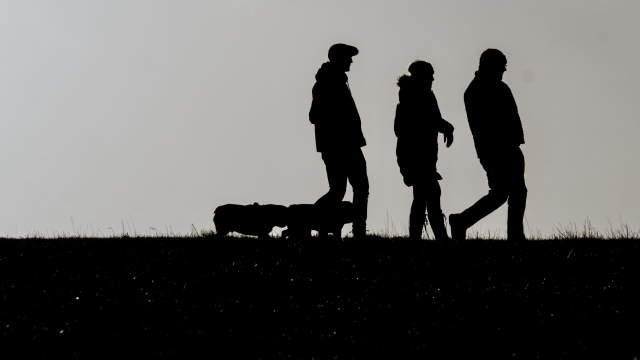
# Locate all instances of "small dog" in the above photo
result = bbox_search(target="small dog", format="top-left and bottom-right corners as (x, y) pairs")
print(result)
(213, 203), (288, 239)
(283, 201), (354, 238)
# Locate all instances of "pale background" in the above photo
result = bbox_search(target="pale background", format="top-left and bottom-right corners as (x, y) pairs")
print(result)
(1, 0), (639, 237)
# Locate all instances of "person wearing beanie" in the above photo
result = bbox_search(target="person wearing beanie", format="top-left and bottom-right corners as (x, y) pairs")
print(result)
(309, 43), (369, 237)
(394, 60), (454, 241)
(449, 49), (527, 241)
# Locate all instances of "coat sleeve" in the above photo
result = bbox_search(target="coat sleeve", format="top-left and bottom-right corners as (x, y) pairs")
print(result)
(309, 82), (324, 125)
(393, 103), (406, 138)
(436, 118), (454, 134)
(504, 86), (525, 145)
(464, 86), (490, 144)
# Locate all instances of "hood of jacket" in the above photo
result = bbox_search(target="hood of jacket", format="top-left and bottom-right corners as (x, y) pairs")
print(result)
(397, 74), (413, 88)
(315, 62), (348, 83)
(397, 74), (433, 91)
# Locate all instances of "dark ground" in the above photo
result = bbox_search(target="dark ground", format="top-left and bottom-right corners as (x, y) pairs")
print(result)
(1, 236), (639, 359)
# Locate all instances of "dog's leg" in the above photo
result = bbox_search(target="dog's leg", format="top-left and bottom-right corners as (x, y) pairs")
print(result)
(330, 225), (344, 238)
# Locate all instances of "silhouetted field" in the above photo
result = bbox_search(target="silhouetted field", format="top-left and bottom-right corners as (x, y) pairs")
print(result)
(2, 235), (639, 358)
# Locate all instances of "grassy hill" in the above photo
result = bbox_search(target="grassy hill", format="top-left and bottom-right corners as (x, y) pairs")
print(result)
(2, 234), (638, 358)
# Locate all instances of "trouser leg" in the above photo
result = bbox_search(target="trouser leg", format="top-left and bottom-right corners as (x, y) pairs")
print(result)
(412, 178), (449, 240)
(347, 148), (369, 236)
(410, 184), (428, 239)
(507, 190), (527, 239)
(459, 189), (508, 228)
(315, 151), (347, 236)
(458, 151), (509, 228)
(507, 148), (527, 239)
(315, 151), (348, 208)
(458, 147), (527, 239)
(422, 179), (450, 241)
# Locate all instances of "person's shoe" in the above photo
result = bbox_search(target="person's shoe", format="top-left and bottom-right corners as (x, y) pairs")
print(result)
(449, 214), (467, 242)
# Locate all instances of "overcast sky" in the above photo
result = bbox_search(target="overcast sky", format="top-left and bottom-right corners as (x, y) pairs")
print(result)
(1, 0), (639, 237)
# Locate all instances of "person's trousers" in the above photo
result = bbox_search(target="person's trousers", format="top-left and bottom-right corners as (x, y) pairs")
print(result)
(459, 147), (527, 239)
(410, 178), (446, 238)
(315, 147), (369, 235)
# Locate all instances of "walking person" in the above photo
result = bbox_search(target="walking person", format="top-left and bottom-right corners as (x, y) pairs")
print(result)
(394, 61), (454, 241)
(309, 43), (369, 237)
(449, 49), (527, 241)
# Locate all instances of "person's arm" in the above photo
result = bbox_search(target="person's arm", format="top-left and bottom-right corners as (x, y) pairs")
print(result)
(504, 85), (525, 145)
(430, 92), (454, 147)
(464, 87), (490, 147)
(393, 103), (407, 138)
(309, 82), (323, 124)
(436, 118), (454, 147)
(394, 87), (410, 138)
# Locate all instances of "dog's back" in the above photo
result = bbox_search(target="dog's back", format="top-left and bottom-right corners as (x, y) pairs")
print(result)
(284, 201), (354, 238)
(214, 203), (288, 238)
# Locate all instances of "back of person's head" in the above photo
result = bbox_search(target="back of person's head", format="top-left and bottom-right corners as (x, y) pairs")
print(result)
(407, 60), (433, 76)
(479, 49), (507, 70)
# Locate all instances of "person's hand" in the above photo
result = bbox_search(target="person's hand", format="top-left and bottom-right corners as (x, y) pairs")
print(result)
(444, 132), (454, 148)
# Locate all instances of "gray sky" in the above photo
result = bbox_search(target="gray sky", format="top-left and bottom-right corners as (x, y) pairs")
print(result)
(2, 0), (639, 237)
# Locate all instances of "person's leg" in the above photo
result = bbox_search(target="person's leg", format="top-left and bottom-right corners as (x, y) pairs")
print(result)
(424, 179), (450, 241)
(315, 151), (348, 209)
(458, 190), (508, 228)
(410, 183), (428, 240)
(450, 155), (509, 240)
(507, 148), (527, 240)
(346, 147), (369, 237)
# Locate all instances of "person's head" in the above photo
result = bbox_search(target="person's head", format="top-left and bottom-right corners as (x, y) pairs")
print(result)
(328, 43), (359, 72)
(408, 60), (434, 87)
(479, 48), (507, 79)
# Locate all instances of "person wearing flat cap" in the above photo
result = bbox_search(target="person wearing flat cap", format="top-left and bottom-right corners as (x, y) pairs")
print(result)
(309, 43), (369, 238)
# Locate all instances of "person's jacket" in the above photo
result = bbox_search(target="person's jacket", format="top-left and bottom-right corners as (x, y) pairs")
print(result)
(309, 62), (367, 153)
(464, 71), (525, 158)
(394, 74), (454, 186)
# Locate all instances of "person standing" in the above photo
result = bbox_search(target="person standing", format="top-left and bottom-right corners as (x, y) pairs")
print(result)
(394, 61), (454, 241)
(449, 49), (527, 241)
(309, 44), (369, 237)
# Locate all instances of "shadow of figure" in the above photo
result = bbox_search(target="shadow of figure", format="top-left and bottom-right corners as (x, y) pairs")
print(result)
(309, 44), (369, 237)
(449, 49), (527, 241)
(394, 61), (454, 241)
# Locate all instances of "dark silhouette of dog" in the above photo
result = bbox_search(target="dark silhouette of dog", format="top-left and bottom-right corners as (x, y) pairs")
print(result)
(213, 203), (288, 239)
(283, 201), (354, 238)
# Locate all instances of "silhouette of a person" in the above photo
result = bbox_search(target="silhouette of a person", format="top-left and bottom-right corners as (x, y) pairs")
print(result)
(449, 49), (527, 241)
(309, 44), (369, 237)
(395, 61), (454, 241)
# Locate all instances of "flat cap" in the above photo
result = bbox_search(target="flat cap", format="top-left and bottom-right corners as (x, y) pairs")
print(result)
(480, 48), (507, 67)
(328, 43), (359, 61)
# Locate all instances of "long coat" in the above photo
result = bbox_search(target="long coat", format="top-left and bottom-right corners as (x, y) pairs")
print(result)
(309, 62), (367, 153)
(395, 75), (453, 186)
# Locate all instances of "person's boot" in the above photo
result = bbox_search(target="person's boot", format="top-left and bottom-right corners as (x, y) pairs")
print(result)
(409, 215), (426, 240)
(449, 213), (468, 242)
(428, 212), (450, 241)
